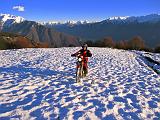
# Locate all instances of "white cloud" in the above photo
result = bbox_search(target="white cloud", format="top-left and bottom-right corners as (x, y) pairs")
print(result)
(13, 6), (25, 12)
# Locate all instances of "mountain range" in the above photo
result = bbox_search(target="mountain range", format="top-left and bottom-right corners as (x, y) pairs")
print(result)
(0, 13), (160, 48)
(41, 14), (160, 26)
(40, 20), (94, 26)
(45, 14), (160, 48)
(106, 14), (160, 23)
(0, 14), (80, 47)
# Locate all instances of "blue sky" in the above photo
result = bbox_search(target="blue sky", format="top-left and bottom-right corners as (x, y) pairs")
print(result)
(0, 0), (160, 22)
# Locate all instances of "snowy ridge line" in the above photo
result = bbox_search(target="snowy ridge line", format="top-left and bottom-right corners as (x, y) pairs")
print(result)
(143, 53), (160, 64)
(133, 51), (160, 75)
(143, 57), (160, 75)
(0, 48), (160, 120)
(38, 14), (160, 26)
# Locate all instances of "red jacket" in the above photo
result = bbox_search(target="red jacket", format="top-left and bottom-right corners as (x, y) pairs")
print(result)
(71, 49), (92, 63)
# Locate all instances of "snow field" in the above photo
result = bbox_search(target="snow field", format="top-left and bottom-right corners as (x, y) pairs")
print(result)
(0, 48), (159, 120)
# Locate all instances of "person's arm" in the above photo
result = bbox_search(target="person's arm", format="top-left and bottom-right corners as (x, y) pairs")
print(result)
(87, 50), (92, 57)
(71, 50), (81, 57)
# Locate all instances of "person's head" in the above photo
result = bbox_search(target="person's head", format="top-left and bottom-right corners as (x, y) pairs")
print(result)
(82, 43), (88, 50)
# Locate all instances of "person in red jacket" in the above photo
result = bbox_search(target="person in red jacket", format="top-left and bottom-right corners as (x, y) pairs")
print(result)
(71, 44), (92, 76)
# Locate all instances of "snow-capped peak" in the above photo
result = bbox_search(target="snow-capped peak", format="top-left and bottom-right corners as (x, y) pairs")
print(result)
(65, 20), (91, 25)
(0, 13), (25, 25)
(39, 20), (95, 26)
(106, 14), (160, 23)
(108, 16), (130, 20)
(39, 21), (60, 25)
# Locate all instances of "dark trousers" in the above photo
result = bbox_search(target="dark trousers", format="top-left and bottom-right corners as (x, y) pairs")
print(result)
(83, 63), (88, 75)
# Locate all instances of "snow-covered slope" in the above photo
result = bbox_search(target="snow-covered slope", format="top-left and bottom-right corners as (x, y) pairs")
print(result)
(0, 48), (159, 120)
(0, 14), (25, 27)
